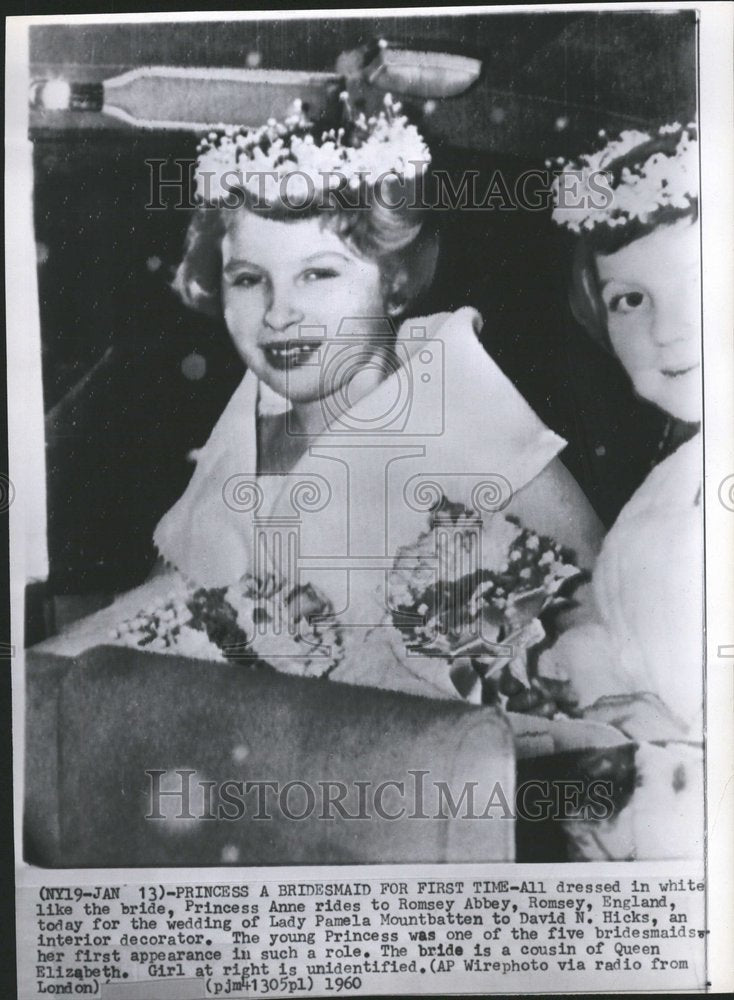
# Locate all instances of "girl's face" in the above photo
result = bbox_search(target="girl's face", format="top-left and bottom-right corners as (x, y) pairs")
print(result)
(221, 210), (389, 405)
(596, 217), (701, 423)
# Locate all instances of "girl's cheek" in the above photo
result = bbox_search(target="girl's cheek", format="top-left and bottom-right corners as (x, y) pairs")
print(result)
(225, 289), (262, 327)
(608, 330), (640, 376)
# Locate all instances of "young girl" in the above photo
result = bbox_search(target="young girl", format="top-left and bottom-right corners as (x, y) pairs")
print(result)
(150, 96), (603, 697)
(546, 123), (703, 858)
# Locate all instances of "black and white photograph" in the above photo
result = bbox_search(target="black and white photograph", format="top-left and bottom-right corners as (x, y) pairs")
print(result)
(7, 4), (733, 998)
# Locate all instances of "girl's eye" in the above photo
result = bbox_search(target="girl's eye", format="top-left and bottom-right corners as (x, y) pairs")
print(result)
(608, 290), (646, 314)
(302, 268), (339, 283)
(232, 273), (262, 288)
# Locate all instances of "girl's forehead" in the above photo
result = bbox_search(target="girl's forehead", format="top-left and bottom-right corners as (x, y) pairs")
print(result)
(222, 210), (351, 263)
(596, 217), (699, 283)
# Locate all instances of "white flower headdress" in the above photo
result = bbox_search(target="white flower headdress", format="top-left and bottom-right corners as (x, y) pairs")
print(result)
(551, 122), (698, 234)
(194, 92), (431, 206)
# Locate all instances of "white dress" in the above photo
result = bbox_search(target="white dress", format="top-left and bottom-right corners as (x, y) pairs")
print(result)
(546, 433), (704, 859)
(555, 433), (704, 732)
(153, 307), (567, 699)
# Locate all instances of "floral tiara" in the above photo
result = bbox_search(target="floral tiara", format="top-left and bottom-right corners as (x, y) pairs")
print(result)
(551, 122), (698, 233)
(194, 92), (431, 206)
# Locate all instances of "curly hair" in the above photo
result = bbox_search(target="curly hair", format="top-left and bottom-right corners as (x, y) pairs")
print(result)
(172, 179), (440, 322)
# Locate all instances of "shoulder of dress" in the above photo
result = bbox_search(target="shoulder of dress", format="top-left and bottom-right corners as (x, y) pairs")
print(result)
(635, 432), (701, 502)
(411, 311), (566, 487)
(614, 432), (702, 528)
(397, 306), (484, 343)
(189, 370), (258, 472)
(151, 370), (259, 582)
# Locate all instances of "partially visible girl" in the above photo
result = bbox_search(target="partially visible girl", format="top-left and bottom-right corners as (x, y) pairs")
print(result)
(545, 123), (703, 858)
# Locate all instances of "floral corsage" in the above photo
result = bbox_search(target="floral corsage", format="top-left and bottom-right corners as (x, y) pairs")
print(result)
(387, 496), (585, 714)
(111, 573), (343, 677)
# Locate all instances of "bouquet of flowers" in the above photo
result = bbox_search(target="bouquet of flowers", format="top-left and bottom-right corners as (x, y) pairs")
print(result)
(110, 495), (581, 712)
(111, 573), (343, 677)
(387, 496), (585, 715)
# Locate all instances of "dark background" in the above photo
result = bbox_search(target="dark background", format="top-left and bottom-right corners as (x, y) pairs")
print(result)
(28, 11), (697, 614)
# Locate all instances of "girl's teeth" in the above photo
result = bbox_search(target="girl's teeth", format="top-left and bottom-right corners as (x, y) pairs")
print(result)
(264, 342), (321, 367)
(267, 343), (319, 355)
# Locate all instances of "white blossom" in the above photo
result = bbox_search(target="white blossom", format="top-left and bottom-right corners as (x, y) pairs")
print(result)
(551, 123), (698, 233)
(193, 95), (431, 207)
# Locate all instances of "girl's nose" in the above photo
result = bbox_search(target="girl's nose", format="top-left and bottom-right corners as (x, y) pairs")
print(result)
(264, 286), (303, 332)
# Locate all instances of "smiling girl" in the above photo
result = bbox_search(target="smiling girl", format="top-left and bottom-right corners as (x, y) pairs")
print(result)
(220, 211), (410, 470)
(546, 124), (703, 858)
(151, 96), (602, 696)
(548, 123), (702, 725)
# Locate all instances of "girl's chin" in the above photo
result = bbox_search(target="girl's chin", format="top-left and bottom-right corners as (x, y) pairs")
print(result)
(258, 375), (322, 406)
(634, 373), (701, 425)
(649, 389), (702, 424)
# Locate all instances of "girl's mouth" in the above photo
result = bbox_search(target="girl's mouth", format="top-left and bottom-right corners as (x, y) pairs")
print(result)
(661, 363), (699, 379)
(262, 340), (323, 371)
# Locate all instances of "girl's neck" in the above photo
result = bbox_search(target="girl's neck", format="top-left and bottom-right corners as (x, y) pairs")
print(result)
(257, 344), (398, 475)
(290, 397), (331, 439)
(291, 345), (396, 437)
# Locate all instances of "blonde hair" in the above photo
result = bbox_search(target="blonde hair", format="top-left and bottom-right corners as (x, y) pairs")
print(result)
(173, 182), (439, 321)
